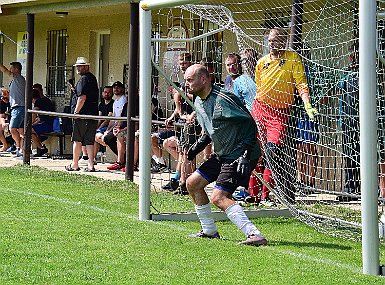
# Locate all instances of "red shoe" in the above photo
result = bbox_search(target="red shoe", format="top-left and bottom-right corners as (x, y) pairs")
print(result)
(107, 162), (124, 170)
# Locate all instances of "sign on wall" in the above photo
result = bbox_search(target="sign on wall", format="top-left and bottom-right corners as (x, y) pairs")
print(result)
(17, 31), (27, 76)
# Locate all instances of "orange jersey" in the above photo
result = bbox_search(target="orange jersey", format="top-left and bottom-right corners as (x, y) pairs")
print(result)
(255, 50), (309, 108)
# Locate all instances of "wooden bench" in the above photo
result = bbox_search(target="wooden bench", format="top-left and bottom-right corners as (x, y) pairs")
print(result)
(41, 131), (66, 156)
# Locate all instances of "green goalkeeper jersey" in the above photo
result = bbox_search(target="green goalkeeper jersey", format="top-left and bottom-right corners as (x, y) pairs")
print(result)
(194, 85), (261, 161)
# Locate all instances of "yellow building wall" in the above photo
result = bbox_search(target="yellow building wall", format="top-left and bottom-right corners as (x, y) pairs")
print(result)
(0, 12), (130, 91)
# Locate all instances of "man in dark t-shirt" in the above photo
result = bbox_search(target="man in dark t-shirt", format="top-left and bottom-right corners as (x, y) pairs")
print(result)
(66, 57), (99, 172)
(31, 88), (55, 157)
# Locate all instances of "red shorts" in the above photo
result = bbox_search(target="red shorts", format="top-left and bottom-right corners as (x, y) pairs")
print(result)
(251, 100), (290, 146)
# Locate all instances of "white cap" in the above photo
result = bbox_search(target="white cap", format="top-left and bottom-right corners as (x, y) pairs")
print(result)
(74, 56), (89, 66)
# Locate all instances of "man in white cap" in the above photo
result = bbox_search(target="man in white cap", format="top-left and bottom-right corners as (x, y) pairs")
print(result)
(65, 57), (99, 172)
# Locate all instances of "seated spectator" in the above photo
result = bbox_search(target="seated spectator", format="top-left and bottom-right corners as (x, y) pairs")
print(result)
(0, 88), (12, 151)
(32, 83), (44, 98)
(99, 81), (127, 170)
(31, 88), (55, 157)
(150, 84), (182, 173)
(111, 100), (142, 172)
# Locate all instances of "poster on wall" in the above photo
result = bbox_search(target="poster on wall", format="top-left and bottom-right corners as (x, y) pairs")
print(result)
(167, 20), (188, 51)
(17, 31), (27, 76)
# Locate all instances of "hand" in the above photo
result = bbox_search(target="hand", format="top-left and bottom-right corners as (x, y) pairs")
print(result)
(236, 155), (250, 178)
(113, 126), (120, 136)
(165, 117), (173, 127)
(304, 103), (319, 121)
(187, 134), (212, 161)
(186, 112), (196, 125)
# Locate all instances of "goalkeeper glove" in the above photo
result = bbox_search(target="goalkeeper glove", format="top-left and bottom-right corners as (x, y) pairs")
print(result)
(236, 149), (251, 178)
(187, 134), (212, 161)
(304, 103), (319, 121)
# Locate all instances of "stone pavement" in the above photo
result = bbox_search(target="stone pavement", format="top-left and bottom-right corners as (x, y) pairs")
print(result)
(0, 152), (138, 182)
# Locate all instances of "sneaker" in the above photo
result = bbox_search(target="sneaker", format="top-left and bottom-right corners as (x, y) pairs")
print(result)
(151, 162), (167, 173)
(188, 230), (220, 239)
(6, 145), (16, 153)
(239, 234), (268, 246)
(260, 197), (276, 207)
(162, 178), (179, 191)
(173, 182), (189, 195)
(107, 162), (124, 170)
(12, 149), (23, 158)
(35, 145), (48, 157)
(233, 190), (250, 201)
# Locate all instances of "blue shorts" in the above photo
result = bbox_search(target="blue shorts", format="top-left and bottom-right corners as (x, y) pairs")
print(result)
(33, 121), (53, 135)
(297, 118), (319, 143)
(156, 129), (178, 144)
(9, 106), (24, 129)
(96, 126), (108, 134)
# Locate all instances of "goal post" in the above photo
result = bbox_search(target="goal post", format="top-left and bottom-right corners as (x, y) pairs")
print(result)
(138, 0), (206, 221)
(359, 0), (379, 276)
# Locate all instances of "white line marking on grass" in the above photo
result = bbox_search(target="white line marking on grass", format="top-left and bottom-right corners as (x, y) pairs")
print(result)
(1, 188), (368, 273)
(3, 188), (191, 232)
(267, 247), (363, 274)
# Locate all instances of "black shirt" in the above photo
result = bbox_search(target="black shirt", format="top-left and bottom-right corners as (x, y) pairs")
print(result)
(34, 97), (55, 122)
(98, 99), (114, 116)
(72, 72), (99, 115)
(0, 99), (10, 123)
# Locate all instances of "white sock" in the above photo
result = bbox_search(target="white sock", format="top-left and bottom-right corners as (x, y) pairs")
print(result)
(195, 203), (218, 235)
(225, 203), (261, 237)
(158, 157), (165, 165)
(152, 155), (159, 164)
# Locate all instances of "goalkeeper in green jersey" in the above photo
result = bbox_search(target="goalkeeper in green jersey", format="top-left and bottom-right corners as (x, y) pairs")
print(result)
(183, 64), (267, 246)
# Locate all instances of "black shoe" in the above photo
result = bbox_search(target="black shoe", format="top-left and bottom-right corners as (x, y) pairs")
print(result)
(151, 162), (167, 173)
(35, 145), (48, 157)
(188, 230), (220, 239)
(173, 182), (189, 195)
(162, 178), (179, 191)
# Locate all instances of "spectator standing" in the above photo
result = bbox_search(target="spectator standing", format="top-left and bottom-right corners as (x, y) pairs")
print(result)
(295, 47), (322, 191)
(231, 48), (264, 203)
(251, 28), (318, 204)
(0, 61), (26, 157)
(65, 57), (99, 172)
(337, 43), (360, 196)
(184, 64), (266, 246)
(223, 53), (242, 93)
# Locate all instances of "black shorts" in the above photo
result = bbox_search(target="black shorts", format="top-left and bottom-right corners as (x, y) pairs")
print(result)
(196, 154), (256, 194)
(72, 119), (98, 146)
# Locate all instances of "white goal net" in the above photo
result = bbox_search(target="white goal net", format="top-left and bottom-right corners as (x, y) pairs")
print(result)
(146, 0), (385, 240)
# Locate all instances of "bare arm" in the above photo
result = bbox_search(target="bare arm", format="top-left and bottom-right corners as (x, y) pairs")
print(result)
(299, 90), (310, 105)
(74, 94), (86, 114)
(0, 64), (13, 77)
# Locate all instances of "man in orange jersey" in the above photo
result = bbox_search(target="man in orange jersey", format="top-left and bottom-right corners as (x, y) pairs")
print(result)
(251, 28), (318, 204)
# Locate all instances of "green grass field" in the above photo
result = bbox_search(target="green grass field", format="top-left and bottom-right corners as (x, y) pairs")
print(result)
(0, 165), (384, 284)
